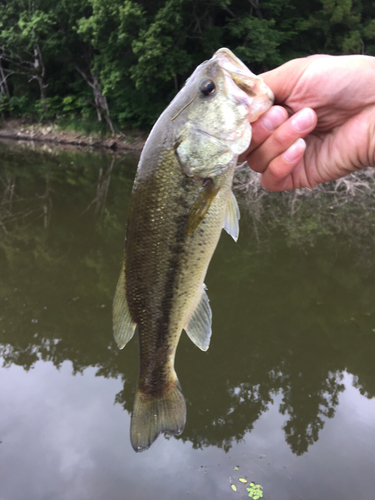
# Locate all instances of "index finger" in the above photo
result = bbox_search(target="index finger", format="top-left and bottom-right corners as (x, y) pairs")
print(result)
(239, 106), (288, 161)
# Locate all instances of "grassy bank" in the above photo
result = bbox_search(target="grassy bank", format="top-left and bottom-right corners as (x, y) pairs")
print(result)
(234, 164), (375, 257)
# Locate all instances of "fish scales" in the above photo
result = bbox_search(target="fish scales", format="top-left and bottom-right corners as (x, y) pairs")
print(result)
(113, 48), (274, 452)
(126, 148), (234, 391)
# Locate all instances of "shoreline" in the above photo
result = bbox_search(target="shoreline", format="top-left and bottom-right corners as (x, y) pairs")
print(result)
(0, 119), (146, 152)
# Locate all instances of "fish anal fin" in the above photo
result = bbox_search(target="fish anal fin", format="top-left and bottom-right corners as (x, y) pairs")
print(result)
(112, 262), (137, 349)
(131, 379), (186, 452)
(184, 179), (220, 236)
(223, 190), (240, 242)
(185, 285), (212, 351)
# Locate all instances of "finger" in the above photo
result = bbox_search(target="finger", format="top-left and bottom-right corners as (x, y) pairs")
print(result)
(247, 108), (317, 173)
(239, 106), (288, 161)
(260, 138), (307, 191)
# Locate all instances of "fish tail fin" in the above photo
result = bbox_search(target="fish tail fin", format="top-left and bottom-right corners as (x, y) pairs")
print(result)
(130, 378), (186, 452)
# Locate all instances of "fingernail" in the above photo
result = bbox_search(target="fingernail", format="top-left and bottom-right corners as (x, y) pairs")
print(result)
(291, 108), (315, 132)
(261, 107), (287, 132)
(283, 138), (306, 162)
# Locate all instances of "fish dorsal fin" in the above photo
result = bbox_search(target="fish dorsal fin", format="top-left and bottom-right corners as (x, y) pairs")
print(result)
(185, 285), (212, 351)
(223, 190), (240, 242)
(112, 263), (137, 349)
(184, 179), (220, 237)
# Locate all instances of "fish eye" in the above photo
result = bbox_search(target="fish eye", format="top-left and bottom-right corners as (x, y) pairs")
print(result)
(199, 79), (216, 97)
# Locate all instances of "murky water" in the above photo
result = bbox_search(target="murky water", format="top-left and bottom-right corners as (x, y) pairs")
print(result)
(1, 140), (375, 500)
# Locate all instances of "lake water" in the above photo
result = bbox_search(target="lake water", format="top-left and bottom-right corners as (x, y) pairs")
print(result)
(1, 140), (375, 500)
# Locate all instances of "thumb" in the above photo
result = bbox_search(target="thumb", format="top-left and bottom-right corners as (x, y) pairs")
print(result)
(260, 56), (323, 106)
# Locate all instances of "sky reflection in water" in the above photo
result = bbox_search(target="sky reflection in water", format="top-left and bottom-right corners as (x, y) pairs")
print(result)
(2, 363), (375, 500)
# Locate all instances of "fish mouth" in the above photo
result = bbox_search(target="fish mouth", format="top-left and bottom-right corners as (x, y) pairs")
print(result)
(213, 48), (274, 122)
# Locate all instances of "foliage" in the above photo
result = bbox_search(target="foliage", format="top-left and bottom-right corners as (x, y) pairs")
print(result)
(230, 475), (263, 498)
(246, 482), (263, 499)
(0, 0), (374, 129)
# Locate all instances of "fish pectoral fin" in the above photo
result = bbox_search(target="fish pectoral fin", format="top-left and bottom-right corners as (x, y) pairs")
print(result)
(112, 263), (137, 349)
(184, 179), (220, 236)
(185, 285), (212, 351)
(131, 378), (186, 452)
(223, 190), (240, 242)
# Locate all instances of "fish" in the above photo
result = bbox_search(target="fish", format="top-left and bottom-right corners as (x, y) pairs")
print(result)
(113, 48), (274, 452)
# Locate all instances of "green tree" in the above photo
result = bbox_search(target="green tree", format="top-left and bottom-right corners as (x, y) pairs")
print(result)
(1, 0), (374, 128)
(74, 0), (145, 129)
(0, 0), (57, 110)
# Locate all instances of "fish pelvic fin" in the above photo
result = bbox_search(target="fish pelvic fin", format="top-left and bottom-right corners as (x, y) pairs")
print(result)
(185, 285), (212, 351)
(112, 262), (137, 349)
(131, 379), (186, 453)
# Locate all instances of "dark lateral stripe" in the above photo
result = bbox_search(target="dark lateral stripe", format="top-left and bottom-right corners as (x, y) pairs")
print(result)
(156, 212), (188, 343)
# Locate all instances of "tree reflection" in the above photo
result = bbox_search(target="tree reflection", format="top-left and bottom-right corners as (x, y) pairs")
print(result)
(1, 140), (375, 456)
(280, 369), (344, 455)
(83, 158), (115, 216)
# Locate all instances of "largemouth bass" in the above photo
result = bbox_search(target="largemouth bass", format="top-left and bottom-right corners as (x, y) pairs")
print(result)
(113, 48), (273, 452)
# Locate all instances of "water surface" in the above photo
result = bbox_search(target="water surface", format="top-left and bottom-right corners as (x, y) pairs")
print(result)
(1, 140), (375, 499)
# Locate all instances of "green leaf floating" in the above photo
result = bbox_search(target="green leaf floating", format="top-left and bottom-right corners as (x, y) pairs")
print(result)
(246, 483), (263, 499)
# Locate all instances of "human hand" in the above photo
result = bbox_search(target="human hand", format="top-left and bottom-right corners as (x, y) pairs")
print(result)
(240, 55), (375, 190)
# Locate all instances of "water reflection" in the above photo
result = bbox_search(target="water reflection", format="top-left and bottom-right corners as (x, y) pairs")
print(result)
(1, 140), (375, 463)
